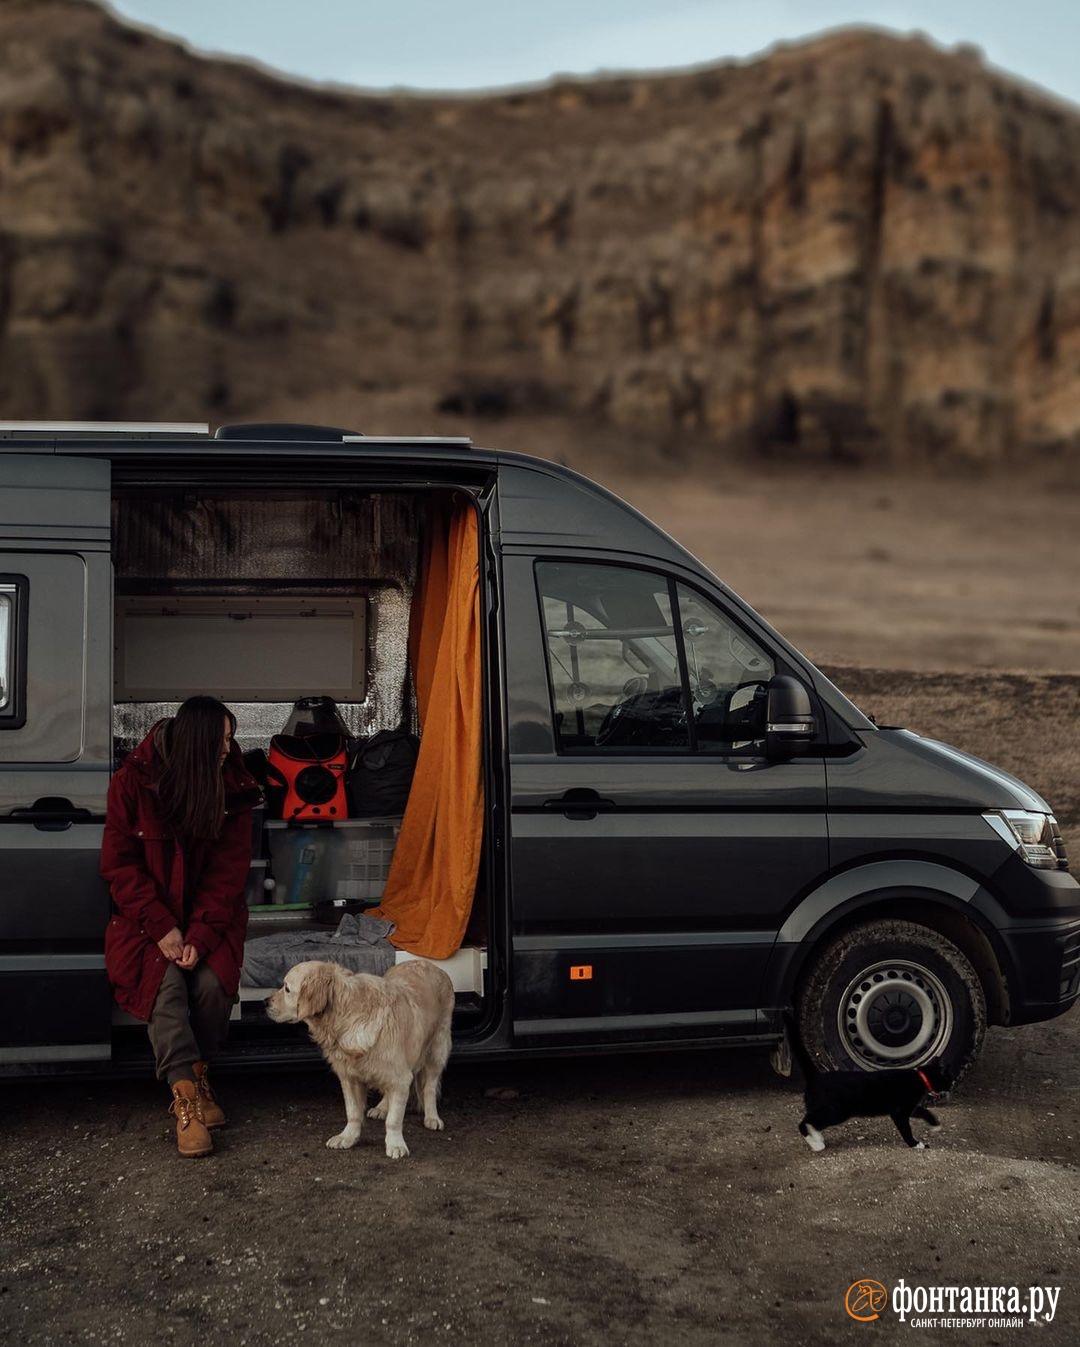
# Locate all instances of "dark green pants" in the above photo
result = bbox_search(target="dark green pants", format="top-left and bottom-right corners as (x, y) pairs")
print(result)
(147, 962), (231, 1085)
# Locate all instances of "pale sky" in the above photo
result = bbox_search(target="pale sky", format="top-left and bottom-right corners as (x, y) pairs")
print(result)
(104, 1), (1080, 105)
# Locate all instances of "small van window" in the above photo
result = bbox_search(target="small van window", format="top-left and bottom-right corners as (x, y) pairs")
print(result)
(677, 585), (774, 750)
(0, 579), (22, 722)
(537, 562), (690, 752)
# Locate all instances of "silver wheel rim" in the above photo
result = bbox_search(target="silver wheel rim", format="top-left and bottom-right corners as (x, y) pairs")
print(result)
(836, 959), (953, 1069)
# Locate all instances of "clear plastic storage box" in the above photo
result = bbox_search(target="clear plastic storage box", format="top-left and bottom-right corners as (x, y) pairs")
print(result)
(261, 817), (402, 907)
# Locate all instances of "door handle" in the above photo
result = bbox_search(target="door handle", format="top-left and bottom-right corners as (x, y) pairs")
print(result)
(543, 789), (616, 821)
(9, 798), (94, 832)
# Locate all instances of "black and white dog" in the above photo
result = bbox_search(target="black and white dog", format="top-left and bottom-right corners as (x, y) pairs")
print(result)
(783, 1011), (951, 1151)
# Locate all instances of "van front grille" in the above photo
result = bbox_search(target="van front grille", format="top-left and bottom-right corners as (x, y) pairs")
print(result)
(1060, 928), (1080, 998)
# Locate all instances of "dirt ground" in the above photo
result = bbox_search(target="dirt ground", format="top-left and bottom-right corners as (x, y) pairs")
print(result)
(3, 1015), (1079, 1346)
(2, 467), (1079, 1346)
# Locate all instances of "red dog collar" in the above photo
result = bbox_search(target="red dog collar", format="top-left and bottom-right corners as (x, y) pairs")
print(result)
(917, 1069), (935, 1094)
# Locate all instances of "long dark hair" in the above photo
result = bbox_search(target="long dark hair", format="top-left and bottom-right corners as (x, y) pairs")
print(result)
(156, 696), (236, 841)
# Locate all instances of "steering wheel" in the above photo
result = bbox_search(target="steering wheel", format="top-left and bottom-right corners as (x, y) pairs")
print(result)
(595, 687), (686, 749)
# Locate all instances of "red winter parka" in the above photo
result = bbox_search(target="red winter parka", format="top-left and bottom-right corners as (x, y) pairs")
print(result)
(101, 721), (263, 1021)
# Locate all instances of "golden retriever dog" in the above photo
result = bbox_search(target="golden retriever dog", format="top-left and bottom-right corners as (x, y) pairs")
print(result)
(266, 958), (454, 1159)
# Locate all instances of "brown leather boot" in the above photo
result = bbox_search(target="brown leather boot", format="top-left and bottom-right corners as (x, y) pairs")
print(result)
(169, 1080), (213, 1158)
(192, 1061), (226, 1128)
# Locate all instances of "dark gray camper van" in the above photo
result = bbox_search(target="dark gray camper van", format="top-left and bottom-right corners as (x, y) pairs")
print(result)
(1, 422), (1077, 1079)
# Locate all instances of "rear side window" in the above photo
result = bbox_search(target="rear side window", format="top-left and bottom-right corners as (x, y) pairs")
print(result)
(0, 576), (28, 729)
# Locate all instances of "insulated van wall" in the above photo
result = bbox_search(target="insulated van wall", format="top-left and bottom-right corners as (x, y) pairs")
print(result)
(110, 490), (422, 748)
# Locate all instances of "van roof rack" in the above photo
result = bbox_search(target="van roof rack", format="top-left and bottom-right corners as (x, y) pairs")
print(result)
(0, 421), (473, 449)
(215, 423), (359, 441)
(215, 423), (472, 448)
(342, 436), (473, 448)
(0, 421), (210, 439)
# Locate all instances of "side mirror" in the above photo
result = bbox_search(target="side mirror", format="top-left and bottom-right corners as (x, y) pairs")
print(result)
(765, 675), (817, 758)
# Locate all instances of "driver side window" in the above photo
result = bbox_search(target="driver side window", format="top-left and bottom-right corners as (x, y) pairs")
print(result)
(676, 585), (774, 750)
(537, 562), (689, 752)
(535, 561), (776, 754)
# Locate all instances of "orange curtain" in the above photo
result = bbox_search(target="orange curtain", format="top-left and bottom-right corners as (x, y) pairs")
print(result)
(367, 502), (484, 958)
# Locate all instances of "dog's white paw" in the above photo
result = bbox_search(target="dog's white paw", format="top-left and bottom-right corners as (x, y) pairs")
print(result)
(424, 1115), (444, 1131)
(385, 1137), (410, 1160)
(326, 1130), (360, 1150)
(366, 1101), (389, 1121)
(914, 1140), (927, 1150)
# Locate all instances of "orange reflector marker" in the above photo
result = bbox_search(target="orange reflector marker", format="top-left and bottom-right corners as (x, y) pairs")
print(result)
(569, 965), (593, 981)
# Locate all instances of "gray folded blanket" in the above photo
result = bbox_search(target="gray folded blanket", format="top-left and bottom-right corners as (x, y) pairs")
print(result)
(241, 913), (397, 987)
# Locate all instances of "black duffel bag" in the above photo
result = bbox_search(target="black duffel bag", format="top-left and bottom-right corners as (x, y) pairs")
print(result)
(347, 729), (420, 818)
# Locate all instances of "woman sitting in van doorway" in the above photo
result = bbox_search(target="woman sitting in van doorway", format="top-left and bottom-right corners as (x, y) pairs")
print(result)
(100, 696), (262, 1158)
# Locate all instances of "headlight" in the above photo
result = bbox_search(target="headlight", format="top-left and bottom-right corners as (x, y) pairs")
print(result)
(985, 810), (1069, 870)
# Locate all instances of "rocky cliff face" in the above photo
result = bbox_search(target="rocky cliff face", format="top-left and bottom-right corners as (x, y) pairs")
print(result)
(3, 0), (1080, 465)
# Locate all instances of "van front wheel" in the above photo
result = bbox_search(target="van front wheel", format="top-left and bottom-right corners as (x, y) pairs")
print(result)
(797, 920), (986, 1081)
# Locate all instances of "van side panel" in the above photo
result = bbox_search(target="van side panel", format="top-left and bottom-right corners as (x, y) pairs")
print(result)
(496, 462), (696, 562)
(0, 455), (113, 1066)
(501, 547), (829, 1044)
(0, 454), (112, 543)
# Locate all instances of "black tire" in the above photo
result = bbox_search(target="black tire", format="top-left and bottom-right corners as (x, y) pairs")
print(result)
(797, 919), (987, 1083)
